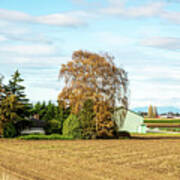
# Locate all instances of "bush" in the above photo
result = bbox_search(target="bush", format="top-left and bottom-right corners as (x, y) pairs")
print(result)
(116, 131), (131, 139)
(78, 99), (96, 139)
(18, 134), (73, 140)
(3, 122), (17, 138)
(45, 119), (61, 134)
(63, 114), (82, 139)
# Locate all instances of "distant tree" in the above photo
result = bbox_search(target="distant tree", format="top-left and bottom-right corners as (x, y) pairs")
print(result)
(139, 112), (147, 117)
(31, 101), (47, 119)
(153, 106), (158, 118)
(42, 101), (55, 121)
(148, 105), (153, 118)
(31, 101), (70, 134)
(58, 50), (128, 138)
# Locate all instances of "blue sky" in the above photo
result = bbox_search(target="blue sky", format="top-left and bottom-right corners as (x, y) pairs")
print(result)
(1, 0), (180, 108)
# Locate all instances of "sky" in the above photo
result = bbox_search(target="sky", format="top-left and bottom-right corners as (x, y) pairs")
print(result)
(0, 0), (180, 108)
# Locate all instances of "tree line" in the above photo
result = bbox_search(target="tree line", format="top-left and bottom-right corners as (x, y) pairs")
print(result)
(0, 50), (129, 139)
(0, 71), (70, 137)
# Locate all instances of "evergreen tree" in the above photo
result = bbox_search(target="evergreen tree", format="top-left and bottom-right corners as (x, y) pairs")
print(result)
(43, 101), (55, 121)
(30, 101), (47, 119)
(0, 71), (31, 136)
(6, 70), (31, 118)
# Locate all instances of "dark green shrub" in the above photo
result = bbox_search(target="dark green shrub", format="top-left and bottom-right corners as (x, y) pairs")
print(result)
(78, 99), (96, 139)
(45, 119), (61, 134)
(63, 114), (82, 139)
(116, 131), (131, 139)
(3, 122), (17, 138)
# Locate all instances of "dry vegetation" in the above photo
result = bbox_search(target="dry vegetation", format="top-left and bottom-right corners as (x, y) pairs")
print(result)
(0, 139), (180, 180)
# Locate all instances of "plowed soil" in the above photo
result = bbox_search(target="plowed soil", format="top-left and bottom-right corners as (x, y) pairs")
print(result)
(0, 139), (180, 180)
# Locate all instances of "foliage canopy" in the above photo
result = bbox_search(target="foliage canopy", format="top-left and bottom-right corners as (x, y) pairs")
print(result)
(58, 50), (128, 137)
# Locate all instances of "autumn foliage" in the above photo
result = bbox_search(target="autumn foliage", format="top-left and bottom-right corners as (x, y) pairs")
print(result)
(58, 50), (128, 138)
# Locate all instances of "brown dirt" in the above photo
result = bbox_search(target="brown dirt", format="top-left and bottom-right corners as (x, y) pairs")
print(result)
(0, 139), (180, 180)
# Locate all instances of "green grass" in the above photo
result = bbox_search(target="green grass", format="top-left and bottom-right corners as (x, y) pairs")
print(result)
(18, 134), (74, 140)
(159, 127), (180, 132)
(131, 133), (180, 136)
(144, 119), (180, 123)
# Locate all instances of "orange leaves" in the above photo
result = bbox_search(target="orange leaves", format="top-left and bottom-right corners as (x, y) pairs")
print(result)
(58, 50), (128, 137)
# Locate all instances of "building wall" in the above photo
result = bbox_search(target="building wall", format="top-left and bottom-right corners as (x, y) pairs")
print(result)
(114, 109), (145, 133)
(21, 128), (45, 135)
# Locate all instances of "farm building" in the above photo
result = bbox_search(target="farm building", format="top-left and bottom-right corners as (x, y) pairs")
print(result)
(18, 117), (46, 135)
(113, 107), (146, 134)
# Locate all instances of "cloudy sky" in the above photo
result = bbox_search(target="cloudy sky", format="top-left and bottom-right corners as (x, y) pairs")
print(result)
(0, 0), (180, 108)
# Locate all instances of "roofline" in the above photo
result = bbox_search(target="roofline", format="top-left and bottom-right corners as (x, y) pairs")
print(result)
(114, 106), (144, 118)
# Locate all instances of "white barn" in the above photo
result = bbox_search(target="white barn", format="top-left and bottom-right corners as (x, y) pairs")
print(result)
(113, 108), (147, 134)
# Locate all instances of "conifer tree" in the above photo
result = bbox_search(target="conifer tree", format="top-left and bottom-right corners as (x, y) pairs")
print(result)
(6, 70), (31, 118)
(0, 71), (30, 136)
(43, 101), (55, 121)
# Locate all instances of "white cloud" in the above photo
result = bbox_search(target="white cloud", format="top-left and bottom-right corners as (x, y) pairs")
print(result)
(0, 44), (57, 56)
(100, 1), (180, 25)
(161, 11), (180, 24)
(4, 34), (53, 44)
(0, 21), (53, 44)
(36, 12), (85, 27)
(0, 8), (86, 27)
(128, 64), (180, 108)
(70, 0), (88, 5)
(141, 37), (180, 50)
(0, 9), (33, 22)
(0, 55), (69, 66)
(101, 2), (165, 18)
(0, 35), (7, 41)
(94, 32), (134, 46)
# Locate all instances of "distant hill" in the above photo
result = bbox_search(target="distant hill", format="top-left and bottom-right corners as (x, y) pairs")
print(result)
(132, 106), (180, 114)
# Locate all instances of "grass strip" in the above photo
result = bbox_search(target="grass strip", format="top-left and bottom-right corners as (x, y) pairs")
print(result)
(144, 120), (180, 123)
(17, 134), (74, 140)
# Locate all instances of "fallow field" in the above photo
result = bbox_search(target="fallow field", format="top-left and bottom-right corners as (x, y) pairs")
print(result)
(0, 138), (180, 180)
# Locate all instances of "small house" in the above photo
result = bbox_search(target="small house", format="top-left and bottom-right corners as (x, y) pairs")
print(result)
(20, 116), (46, 135)
(113, 107), (147, 134)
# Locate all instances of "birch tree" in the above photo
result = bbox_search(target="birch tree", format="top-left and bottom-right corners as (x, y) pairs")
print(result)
(58, 50), (128, 137)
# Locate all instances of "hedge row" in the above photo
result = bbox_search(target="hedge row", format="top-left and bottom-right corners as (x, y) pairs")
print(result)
(18, 134), (73, 140)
